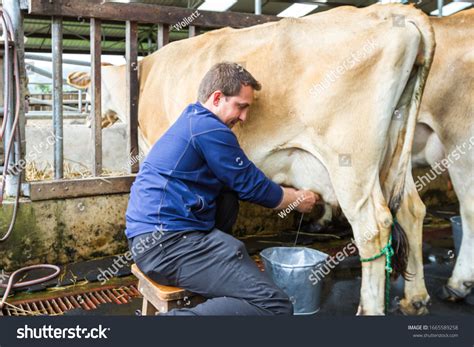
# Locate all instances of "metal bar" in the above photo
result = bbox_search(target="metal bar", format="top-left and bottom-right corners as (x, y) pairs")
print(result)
(157, 23), (170, 49)
(437, 0), (443, 17)
(126, 21), (139, 174)
(25, 63), (67, 83)
(188, 25), (199, 38)
(90, 18), (102, 176)
(28, 175), (137, 201)
(97, 291), (112, 303)
(157, 23), (169, 49)
(10, 0), (27, 185)
(4, 0), (28, 194)
(3, 48), (16, 194)
(255, 0), (262, 15)
(26, 111), (85, 119)
(28, 0), (280, 28)
(28, 97), (79, 111)
(0, 55), (4, 111)
(25, 53), (91, 66)
(78, 89), (83, 112)
(25, 47), (126, 56)
(20, 0), (29, 10)
(25, 31), (132, 43)
(51, 16), (64, 179)
(147, 34), (152, 55)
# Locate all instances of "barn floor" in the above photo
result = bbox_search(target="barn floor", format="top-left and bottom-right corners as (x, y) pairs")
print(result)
(2, 205), (473, 316)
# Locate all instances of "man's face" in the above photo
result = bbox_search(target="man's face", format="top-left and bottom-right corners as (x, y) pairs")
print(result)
(211, 85), (254, 128)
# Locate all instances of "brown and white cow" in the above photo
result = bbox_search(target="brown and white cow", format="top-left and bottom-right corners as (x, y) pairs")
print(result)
(67, 62), (124, 128)
(411, 9), (474, 303)
(69, 4), (435, 315)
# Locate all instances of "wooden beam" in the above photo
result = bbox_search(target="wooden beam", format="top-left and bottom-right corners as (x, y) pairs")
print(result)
(25, 32), (127, 42)
(28, 175), (136, 201)
(90, 18), (102, 176)
(28, 0), (280, 28)
(126, 21), (139, 174)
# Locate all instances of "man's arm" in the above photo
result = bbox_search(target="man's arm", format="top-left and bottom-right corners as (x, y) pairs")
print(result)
(193, 128), (319, 211)
(275, 187), (320, 213)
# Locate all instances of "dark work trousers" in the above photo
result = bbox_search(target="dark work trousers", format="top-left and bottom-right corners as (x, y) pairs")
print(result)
(128, 190), (293, 315)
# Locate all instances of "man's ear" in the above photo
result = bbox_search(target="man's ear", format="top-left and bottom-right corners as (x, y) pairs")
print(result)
(212, 90), (223, 107)
(67, 71), (91, 89)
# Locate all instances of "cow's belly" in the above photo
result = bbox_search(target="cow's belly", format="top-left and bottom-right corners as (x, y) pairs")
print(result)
(254, 148), (338, 206)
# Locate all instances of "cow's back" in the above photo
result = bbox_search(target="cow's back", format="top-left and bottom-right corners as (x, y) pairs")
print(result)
(138, 4), (426, 147)
(419, 9), (474, 144)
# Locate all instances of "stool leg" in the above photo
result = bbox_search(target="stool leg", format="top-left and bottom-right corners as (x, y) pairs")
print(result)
(141, 298), (158, 316)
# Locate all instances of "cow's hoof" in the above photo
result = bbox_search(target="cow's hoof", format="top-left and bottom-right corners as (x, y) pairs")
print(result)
(356, 305), (384, 316)
(399, 296), (430, 315)
(437, 285), (466, 302)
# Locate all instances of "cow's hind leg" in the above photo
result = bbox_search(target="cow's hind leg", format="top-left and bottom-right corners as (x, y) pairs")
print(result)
(326, 175), (394, 315)
(440, 152), (474, 301)
(396, 173), (430, 315)
(351, 187), (395, 316)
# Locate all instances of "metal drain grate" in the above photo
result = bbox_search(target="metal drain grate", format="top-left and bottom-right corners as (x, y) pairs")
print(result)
(2, 284), (141, 316)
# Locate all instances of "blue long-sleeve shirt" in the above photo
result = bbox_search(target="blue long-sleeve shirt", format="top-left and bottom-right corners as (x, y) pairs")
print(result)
(125, 102), (283, 239)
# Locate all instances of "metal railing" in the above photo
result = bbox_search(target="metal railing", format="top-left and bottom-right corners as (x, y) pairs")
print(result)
(2, 0), (280, 201)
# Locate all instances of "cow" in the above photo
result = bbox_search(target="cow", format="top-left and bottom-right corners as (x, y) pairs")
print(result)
(67, 62), (124, 128)
(68, 4), (435, 315)
(410, 8), (474, 303)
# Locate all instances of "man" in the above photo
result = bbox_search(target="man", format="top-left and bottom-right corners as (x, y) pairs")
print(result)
(125, 62), (319, 315)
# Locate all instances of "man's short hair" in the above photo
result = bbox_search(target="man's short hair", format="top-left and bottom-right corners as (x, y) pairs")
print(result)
(197, 62), (261, 103)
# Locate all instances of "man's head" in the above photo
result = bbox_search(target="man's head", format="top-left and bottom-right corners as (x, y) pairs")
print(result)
(198, 62), (261, 128)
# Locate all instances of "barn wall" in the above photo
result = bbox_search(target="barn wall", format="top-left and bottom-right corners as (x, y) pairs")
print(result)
(0, 195), (129, 272)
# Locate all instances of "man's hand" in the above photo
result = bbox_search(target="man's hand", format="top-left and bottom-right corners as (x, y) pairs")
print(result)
(294, 190), (320, 213)
(275, 187), (321, 213)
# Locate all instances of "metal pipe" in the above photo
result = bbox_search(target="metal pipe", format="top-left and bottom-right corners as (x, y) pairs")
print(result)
(52, 17), (64, 179)
(255, 0), (262, 15)
(26, 111), (86, 119)
(3, 48), (16, 194)
(157, 23), (169, 49)
(25, 63), (68, 83)
(78, 89), (83, 112)
(25, 53), (91, 66)
(188, 25), (197, 37)
(3, 0), (26, 197)
(437, 0), (443, 17)
(5, 0), (27, 162)
(28, 96), (79, 112)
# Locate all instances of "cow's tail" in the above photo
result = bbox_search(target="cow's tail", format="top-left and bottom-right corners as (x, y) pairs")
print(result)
(388, 11), (435, 280)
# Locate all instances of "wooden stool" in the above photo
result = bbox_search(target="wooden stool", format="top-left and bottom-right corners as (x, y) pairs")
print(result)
(131, 264), (204, 315)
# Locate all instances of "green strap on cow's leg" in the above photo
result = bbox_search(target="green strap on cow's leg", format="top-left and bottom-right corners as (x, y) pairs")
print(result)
(360, 218), (396, 313)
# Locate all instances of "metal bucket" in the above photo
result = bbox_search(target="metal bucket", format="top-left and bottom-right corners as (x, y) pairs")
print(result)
(450, 216), (463, 257)
(260, 247), (328, 315)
